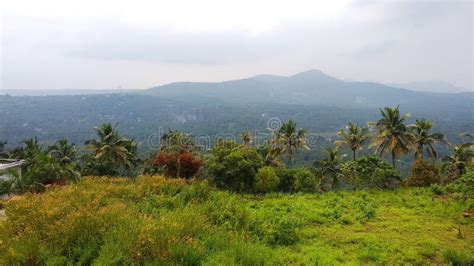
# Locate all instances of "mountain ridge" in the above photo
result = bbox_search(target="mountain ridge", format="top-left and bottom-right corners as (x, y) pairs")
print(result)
(146, 70), (471, 108)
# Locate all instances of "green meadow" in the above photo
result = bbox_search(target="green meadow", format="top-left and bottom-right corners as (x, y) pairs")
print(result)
(1, 176), (472, 265)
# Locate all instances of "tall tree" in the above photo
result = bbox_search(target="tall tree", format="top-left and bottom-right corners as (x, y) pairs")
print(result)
(408, 119), (446, 161)
(334, 122), (370, 160)
(270, 120), (309, 164)
(370, 106), (414, 166)
(85, 123), (137, 175)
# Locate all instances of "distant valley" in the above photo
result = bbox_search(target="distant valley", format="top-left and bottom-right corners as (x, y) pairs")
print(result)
(1, 70), (473, 154)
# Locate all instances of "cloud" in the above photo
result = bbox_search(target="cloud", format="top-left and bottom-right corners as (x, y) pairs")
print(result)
(1, 0), (472, 90)
(65, 25), (288, 64)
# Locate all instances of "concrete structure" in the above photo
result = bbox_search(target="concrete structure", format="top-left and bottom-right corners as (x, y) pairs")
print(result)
(0, 159), (25, 181)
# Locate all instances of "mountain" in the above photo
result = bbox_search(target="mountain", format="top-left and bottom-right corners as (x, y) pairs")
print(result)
(146, 69), (473, 116)
(388, 80), (469, 93)
(1, 70), (473, 153)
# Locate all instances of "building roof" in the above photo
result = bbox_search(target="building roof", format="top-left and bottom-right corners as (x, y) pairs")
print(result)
(0, 159), (25, 171)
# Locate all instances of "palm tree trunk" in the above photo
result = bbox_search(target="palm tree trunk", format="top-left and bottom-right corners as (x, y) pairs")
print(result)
(391, 150), (396, 167)
(352, 149), (356, 161)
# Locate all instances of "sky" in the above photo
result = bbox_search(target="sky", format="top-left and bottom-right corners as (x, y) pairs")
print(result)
(1, 0), (473, 91)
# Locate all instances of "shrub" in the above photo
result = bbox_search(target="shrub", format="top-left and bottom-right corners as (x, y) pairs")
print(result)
(405, 160), (440, 187)
(275, 167), (295, 192)
(206, 192), (251, 231)
(442, 248), (473, 265)
(340, 156), (401, 189)
(207, 143), (262, 192)
(444, 169), (474, 199)
(254, 166), (279, 193)
(293, 168), (318, 193)
(251, 212), (300, 246)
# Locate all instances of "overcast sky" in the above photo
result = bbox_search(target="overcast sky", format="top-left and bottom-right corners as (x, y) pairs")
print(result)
(1, 0), (472, 90)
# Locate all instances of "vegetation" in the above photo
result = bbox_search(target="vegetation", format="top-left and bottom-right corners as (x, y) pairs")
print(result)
(409, 119), (446, 161)
(335, 122), (370, 160)
(83, 123), (138, 177)
(370, 106), (414, 166)
(268, 119), (309, 165)
(0, 177), (472, 265)
(339, 156), (401, 189)
(0, 105), (473, 264)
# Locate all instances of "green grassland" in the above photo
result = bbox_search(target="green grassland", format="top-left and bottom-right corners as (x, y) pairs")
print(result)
(0, 177), (472, 265)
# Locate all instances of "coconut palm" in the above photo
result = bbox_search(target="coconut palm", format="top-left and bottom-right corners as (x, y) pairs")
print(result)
(48, 139), (77, 166)
(240, 131), (253, 147)
(160, 129), (196, 153)
(370, 106), (414, 167)
(408, 119), (446, 161)
(270, 120), (309, 164)
(334, 122), (370, 161)
(85, 123), (137, 173)
(314, 147), (340, 190)
(442, 143), (474, 176)
(22, 137), (42, 159)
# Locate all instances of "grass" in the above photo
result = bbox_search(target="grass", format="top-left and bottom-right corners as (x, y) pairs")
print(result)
(0, 176), (472, 265)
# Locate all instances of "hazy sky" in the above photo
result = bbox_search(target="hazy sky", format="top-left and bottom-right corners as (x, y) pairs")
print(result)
(1, 0), (473, 90)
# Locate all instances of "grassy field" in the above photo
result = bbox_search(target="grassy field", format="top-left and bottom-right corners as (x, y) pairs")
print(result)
(0, 176), (472, 265)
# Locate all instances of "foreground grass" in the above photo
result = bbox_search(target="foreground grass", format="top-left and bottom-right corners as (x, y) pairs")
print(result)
(0, 177), (472, 265)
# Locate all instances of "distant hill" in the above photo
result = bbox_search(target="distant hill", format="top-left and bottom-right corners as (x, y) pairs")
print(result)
(0, 89), (139, 96)
(388, 80), (469, 93)
(146, 70), (473, 115)
(1, 70), (472, 155)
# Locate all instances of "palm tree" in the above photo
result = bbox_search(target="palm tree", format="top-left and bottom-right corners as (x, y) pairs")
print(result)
(442, 143), (474, 176)
(85, 123), (137, 173)
(408, 119), (446, 161)
(334, 122), (370, 160)
(314, 147), (340, 190)
(48, 139), (77, 166)
(370, 106), (414, 167)
(240, 131), (253, 147)
(22, 137), (42, 159)
(270, 120), (309, 164)
(160, 129), (196, 153)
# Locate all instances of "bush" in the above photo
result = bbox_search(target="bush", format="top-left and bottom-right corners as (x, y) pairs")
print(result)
(252, 214), (300, 246)
(405, 160), (440, 187)
(444, 169), (474, 199)
(340, 156), (401, 189)
(254, 167), (279, 193)
(207, 143), (262, 192)
(275, 167), (295, 192)
(442, 248), (473, 265)
(293, 168), (318, 193)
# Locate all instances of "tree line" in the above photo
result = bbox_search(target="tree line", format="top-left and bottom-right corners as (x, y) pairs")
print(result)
(0, 106), (473, 194)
